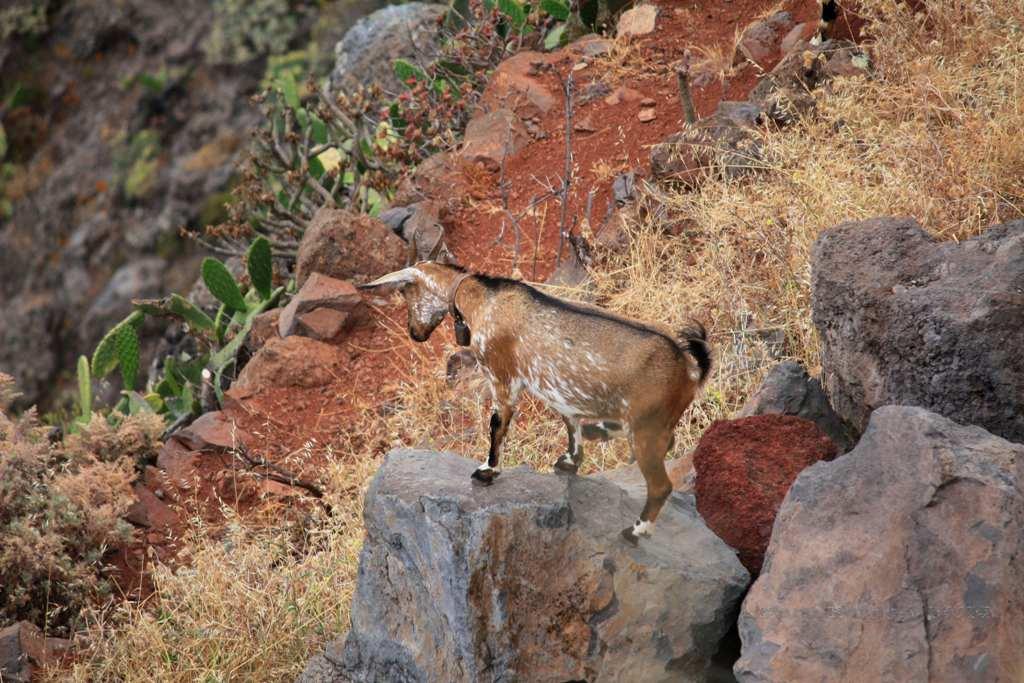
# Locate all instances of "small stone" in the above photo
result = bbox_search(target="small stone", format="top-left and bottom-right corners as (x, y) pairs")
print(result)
(617, 4), (658, 38)
(572, 61), (588, 71)
(640, 97), (656, 107)
(638, 108), (656, 122)
(604, 86), (643, 106)
(574, 116), (597, 133)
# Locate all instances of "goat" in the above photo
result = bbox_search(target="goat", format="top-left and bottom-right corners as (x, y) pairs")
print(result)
(360, 262), (711, 544)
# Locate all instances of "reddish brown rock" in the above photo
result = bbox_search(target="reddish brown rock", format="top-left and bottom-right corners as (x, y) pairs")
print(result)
(733, 11), (796, 68)
(295, 207), (406, 288)
(248, 308), (281, 350)
(604, 86), (644, 106)
(1, 621), (71, 682)
(480, 51), (559, 117)
(234, 335), (345, 392)
(392, 151), (467, 207)
(278, 273), (367, 343)
(176, 410), (251, 451)
(779, 21), (817, 55)
(460, 108), (530, 172)
(125, 483), (178, 528)
(155, 438), (200, 494)
(693, 414), (837, 574)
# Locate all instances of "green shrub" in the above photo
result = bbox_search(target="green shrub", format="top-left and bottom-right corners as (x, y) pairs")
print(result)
(0, 374), (163, 635)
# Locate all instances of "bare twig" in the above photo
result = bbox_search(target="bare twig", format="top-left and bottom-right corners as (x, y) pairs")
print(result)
(233, 444), (326, 500)
(676, 62), (698, 125)
(556, 71), (575, 266)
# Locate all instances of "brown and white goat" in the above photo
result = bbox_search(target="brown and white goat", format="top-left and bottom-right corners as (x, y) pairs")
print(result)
(360, 262), (711, 544)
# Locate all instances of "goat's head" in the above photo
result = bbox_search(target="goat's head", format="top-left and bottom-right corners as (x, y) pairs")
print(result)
(359, 262), (463, 342)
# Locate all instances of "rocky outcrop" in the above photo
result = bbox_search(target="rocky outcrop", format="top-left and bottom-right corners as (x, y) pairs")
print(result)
(733, 11), (795, 69)
(693, 415), (837, 575)
(735, 406), (1024, 682)
(300, 450), (749, 683)
(480, 51), (559, 118)
(460, 108), (530, 172)
(650, 102), (763, 186)
(738, 361), (856, 452)
(234, 336), (346, 392)
(812, 217), (1024, 444)
(748, 38), (870, 125)
(278, 273), (367, 343)
(329, 3), (446, 95)
(0, 621), (70, 683)
(295, 207), (407, 288)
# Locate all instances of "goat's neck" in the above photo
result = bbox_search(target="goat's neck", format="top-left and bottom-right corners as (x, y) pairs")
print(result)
(451, 278), (485, 320)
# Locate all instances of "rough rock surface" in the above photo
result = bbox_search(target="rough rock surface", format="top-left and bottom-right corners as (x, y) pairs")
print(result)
(300, 450), (749, 683)
(0, 621), (69, 683)
(460, 108), (530, 172)
(733, 11), (795, 68)
(694, 415), (837, 575)
(812, 217), (1024, 444)
(480, 51), (559, 117)
(617, 4), (659, 38)
(650, 104), (762, 185)
(0, 0), (263, 408)
(278, 273), (367, 343)
(330, 3), (446, 95)
(749, 38), (870, 125)
(739, 361), (856, 452)
(736, 406), (1024, 682)
(295, 207), (407, 287)
(233, 336), (346, 392)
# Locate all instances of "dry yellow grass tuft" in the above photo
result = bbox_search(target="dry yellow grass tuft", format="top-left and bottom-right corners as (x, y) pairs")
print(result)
(54, 0), (1024, 678)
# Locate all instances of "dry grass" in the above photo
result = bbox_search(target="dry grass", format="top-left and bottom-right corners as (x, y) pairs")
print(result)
(53, 0), (1024, 678)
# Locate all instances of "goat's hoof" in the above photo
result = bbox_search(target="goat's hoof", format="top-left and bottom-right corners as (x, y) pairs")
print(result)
(620, 526), (640, 546)
(471, 468), (500, 486)
(553, 457), (579, 474)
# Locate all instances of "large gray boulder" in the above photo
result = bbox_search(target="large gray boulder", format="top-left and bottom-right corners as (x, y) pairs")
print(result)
(735, 406), (1024, 682)
(300, 450), (749, 683)
(330, 3), (446, 95)
(812, 217), (1024, 444)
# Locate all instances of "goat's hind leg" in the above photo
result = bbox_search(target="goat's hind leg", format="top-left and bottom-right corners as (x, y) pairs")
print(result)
(621, 426), (674, 545)
(554, 416), (584, 474)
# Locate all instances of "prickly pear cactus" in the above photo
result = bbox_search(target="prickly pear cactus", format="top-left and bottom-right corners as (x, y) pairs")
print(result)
(202, 257), (248, 312)
(246, 236), (273, 300)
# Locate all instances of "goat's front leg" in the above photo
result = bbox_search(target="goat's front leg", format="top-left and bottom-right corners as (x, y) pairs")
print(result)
(553, 416), (583, 474)
(471, 388), (515, 486)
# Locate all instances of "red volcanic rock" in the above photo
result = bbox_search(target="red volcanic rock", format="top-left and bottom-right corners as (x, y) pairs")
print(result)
(693, 414), (837, 574)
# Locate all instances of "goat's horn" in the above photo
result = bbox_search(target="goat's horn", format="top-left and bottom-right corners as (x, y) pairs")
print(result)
(358, 267), (420, 290)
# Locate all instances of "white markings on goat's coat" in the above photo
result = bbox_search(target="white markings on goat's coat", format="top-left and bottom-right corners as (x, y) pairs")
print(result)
(476, 463), (493, 472)
(633, 519), (653, 537)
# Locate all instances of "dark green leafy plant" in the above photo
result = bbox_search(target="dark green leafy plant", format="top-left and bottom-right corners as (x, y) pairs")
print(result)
(92, 237), (282, 426)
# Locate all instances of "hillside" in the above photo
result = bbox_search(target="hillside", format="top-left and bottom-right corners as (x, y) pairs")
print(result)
(2, 0), (1023, 680)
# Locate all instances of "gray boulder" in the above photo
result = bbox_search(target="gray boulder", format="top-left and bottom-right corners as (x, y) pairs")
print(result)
(330, 3), (446, 95)
(300, 450), (749, 683)
(735, 406), (1024, 682)
(812, 217), (1024, 444)
(738, 361), (856, 452)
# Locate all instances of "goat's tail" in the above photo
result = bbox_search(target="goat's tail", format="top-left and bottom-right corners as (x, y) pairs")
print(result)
(677, 322), (711, 385)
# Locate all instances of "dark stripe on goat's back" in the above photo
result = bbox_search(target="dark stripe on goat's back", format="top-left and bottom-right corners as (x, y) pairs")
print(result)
(473, 273), (684, 353)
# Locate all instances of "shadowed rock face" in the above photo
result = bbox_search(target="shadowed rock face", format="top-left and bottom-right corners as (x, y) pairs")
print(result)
(735, 406), (1024, 682)
(299, 450), (749, 683)
(812, 217), (1024, 444)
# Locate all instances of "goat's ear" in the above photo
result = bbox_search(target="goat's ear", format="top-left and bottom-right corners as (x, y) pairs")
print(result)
(357, 267), (421, 291)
